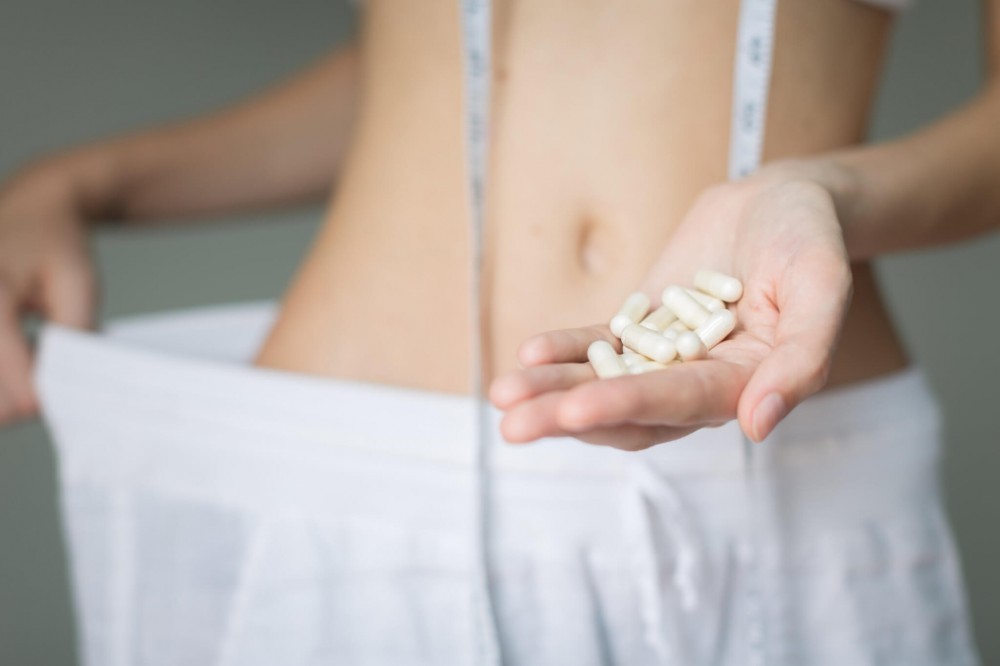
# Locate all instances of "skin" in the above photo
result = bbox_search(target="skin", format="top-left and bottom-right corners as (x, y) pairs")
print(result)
(254, 0), (904, 393)
(0, 1), (999, 449)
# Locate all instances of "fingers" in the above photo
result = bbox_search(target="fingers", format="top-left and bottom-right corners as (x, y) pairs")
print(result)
(516, 324), (617, 367)
(570, 424), (698, 450)
(499, 357), (754, 446)
(738, 249), (852, 442)
(489, 362), (595, 410)
(556, 358), (753, 431)
(0, 284), (37, 421)
(500, 391), (574, 443)
(0, 254), (97, 425)
(498, 387), (695, 449)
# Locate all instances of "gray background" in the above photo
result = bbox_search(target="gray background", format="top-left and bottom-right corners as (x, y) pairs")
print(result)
(0, 0), (995, 663)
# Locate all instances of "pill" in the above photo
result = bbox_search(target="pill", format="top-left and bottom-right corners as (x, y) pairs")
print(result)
(630, 360), (669, 374)
(694, 309), (738, 350)
(685, 288), (726, 312)
(662, 285), (711, 329)
(621, 350), (647, 369)
(676, 331), (708, 361)
(640, 305), (678, 332)
(621, 323), (677, 363)
(693, 269), (743, 302)
(662, 320), (689, 341)
(610, 292), (651, 337)
(588, 341), (628, 379)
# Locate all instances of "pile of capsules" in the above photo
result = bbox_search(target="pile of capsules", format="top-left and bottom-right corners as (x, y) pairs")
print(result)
(588, 269), (744, 378)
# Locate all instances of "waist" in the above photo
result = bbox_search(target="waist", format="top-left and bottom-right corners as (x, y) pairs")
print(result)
(255, 208), (908, 391)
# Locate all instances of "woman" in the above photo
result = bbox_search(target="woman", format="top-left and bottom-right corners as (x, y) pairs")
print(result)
(0, 0), (991, 663)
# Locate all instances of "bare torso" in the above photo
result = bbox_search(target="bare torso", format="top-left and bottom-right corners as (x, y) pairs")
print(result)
(255, 0), (908, 394)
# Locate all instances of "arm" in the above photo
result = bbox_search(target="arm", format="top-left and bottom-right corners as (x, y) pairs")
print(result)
(796, 1), (1000, 258)
(0, 42), (359, 424)
(823, 89), (1000, 259)
(20, 42), (360, 225)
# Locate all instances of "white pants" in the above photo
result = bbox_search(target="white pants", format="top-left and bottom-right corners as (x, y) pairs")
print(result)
(36, 303), (979, 665)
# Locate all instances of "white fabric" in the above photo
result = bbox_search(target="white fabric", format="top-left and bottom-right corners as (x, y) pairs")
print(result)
(36, 303), (978, 665)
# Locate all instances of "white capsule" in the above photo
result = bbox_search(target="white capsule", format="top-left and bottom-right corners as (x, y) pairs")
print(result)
(588, 340), (618, 363)
(630, 360), (670, 374)
(693, 269), (743, 303)
(667, 320), (689, 333)
(675, 331), (708, 361)
(621, 323), (677, 364)
(588, 340), (628, 379)
(610, 315), (633, 338)
(685, 288), (726, 312)
(621, 350), (647, 369)
(662, 285), (711, 329)
(662, 320), (689, 341)
(610, 292), (651, 337)
(694, 309), (738, 350)
(640, 305), (678, 332)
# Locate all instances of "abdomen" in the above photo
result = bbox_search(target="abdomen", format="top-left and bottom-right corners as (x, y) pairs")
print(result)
(255, 0), (901, 393)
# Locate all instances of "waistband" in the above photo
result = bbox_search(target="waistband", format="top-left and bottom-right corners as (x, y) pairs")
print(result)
(35, 302), (940, 482)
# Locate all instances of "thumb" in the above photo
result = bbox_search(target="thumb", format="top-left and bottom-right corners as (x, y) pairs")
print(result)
(40, 253), (98, 330)
(737, 252), (852, 442)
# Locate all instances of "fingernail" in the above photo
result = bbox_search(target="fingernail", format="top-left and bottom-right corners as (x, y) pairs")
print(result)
(751, 393), (788, 442)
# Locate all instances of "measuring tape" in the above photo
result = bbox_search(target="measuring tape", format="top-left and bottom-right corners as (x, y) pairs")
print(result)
(458, 0), (778, 662)
(729, 3), (778, 665)
(730, 0), (778, 181)
(459, 1), (504, 663)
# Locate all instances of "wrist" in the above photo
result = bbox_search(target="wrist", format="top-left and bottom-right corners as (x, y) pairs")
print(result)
(62, 145), (129, 224)
(757, 156), (867, 248)
(18, 144), (127, 225)
(760, 157), (860, 213)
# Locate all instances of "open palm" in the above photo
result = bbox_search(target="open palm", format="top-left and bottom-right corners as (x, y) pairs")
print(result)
(490, 170), (853, 449)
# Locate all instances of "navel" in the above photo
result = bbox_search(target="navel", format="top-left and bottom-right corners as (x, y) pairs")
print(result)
(576, 216), (616, 276)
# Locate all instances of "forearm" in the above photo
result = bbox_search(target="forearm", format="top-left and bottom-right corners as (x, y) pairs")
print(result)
(791, 83), (1000, 261)
(28, 42), (360, 225)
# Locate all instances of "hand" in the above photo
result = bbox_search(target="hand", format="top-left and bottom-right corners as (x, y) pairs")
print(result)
(0, 163), (99, 424)
(490, 164), (854, 449)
